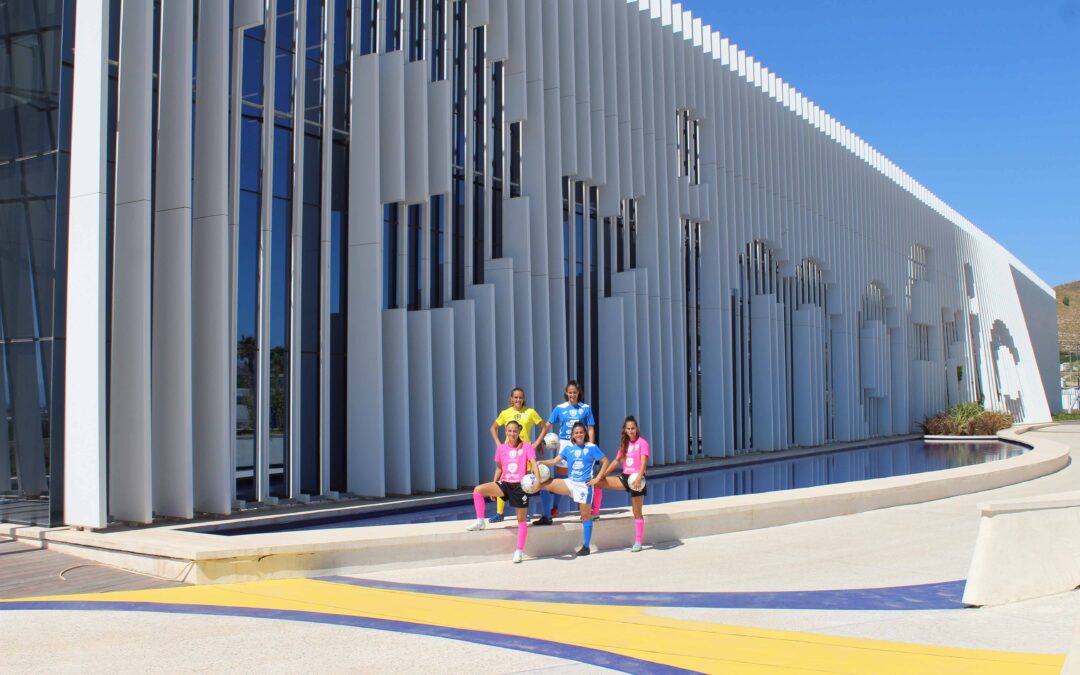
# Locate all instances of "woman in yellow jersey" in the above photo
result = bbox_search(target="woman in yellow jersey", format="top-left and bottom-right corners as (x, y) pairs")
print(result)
(487, 387), (543, 523)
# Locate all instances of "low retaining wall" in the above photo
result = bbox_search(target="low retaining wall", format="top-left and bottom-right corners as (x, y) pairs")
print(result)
(963, 489), (1080, 606)
(5, 427), (1067, 585)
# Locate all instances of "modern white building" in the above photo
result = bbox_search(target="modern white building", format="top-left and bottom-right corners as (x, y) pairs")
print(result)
(0, 0), (1060, 528)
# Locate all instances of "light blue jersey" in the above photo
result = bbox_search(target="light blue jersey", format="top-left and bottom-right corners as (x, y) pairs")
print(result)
(548, 402), (596, 440)
(558, 443), (606, 483)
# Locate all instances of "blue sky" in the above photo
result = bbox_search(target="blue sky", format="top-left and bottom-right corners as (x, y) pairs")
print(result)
(684, 0), (1080, 288)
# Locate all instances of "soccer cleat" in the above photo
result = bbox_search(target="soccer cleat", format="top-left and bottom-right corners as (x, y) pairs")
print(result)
(532, 516), (554, 526)
(488, 513), (505, 523)
(512, 550), (524, 564)
(591, 514), (600, 521)
(466, 519), (486, 531)
(576, 545), (591, 557)
(630, 543), (642, 553)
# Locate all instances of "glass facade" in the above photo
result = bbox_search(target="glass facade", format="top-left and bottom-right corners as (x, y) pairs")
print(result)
(0, 0), (74, 525)
(450, 0), (465, 300)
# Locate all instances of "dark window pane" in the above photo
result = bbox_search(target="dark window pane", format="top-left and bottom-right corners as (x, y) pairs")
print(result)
(430, 194), (444, 308)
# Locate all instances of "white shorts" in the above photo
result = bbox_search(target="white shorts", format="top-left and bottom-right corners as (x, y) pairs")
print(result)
(564, 479), (593, 505)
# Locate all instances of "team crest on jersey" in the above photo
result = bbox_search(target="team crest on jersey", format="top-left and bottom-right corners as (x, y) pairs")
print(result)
(626, 456), (635, 467)
(507, 462), (518, 474)
(574, 449), (582, 458)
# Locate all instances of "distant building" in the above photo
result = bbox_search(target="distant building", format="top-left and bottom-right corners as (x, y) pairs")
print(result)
(0, 0), (1059, 528)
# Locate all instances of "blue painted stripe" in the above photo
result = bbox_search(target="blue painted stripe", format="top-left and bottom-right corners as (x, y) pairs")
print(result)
(0, 600), (698, 675)
(319, 576), (968, 610)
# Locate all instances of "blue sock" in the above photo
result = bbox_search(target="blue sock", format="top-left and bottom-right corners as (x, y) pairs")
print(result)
(541, 491), (553, 517)
(582, 520), (593, 548)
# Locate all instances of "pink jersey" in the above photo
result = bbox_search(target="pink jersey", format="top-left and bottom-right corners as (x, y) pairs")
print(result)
(494, 442), (536, 483)
(620, 437), (650, 475)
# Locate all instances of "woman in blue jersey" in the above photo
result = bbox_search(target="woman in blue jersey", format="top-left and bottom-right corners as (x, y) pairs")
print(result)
(533, 380), (596, 525)
(537, 421), (610, 556)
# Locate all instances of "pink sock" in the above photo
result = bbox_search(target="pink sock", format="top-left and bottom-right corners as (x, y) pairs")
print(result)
(634, 518), (644, 544)
(472, 491), (486, 520)
(516, 522), (528, 551)
(591, 488), (603, 515)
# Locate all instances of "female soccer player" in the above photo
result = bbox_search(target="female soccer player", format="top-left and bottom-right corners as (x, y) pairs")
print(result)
(537, 422), (610, 556)
(534, 380), (597, 525)
(465, 420), (539, 564)
(488, 387), (543, 523)
(592, 416), (649, 552)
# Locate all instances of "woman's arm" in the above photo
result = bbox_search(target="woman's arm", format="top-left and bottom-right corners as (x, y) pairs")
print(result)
(492, 466), (503, 483)
(588, 425), (596, 444)
(489, 420), (502, 446)
(535, 421), (552, 449)
(588, 457), (611, 486)
(597, 452), (624, 480)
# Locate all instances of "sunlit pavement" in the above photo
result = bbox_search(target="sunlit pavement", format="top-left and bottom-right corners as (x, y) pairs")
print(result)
(3, 425), (1079, 674)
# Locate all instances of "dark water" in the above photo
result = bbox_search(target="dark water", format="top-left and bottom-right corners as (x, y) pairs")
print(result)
(205, 439), (1026, 535)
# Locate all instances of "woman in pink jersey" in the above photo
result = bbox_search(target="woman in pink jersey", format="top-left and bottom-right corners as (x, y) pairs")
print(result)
(593, 416), (649, 552)
(465, 420), (539, 564)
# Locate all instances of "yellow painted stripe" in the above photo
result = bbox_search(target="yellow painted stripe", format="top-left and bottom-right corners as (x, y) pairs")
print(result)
(7, 580), (1064, 675)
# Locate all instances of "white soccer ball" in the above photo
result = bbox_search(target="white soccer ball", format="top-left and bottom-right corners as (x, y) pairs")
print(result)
(520, 474), (539, 494)
(543, 433), (560, 450)
(536, 464), (552, 483)
(629, 473), (646, 491)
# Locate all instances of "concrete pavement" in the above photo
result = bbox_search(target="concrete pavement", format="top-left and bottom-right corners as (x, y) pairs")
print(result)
(2, 423), (1078, 673)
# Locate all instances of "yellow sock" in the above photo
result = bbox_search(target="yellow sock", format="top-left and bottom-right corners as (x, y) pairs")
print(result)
(496, 497), (506, 515)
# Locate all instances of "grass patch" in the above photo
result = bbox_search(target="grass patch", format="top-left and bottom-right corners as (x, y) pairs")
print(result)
(1053, 412), (1080, 421)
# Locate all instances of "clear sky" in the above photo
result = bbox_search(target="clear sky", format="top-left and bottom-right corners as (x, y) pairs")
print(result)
(683, 0), (1080, 288)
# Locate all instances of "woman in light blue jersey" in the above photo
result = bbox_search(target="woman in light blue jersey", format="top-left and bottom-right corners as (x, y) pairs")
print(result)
(536, 421), (609, 557)
(533, 380), (597, 525)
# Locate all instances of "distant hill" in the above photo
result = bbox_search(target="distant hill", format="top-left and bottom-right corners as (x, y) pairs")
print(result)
(1058, 280), (1080, 356)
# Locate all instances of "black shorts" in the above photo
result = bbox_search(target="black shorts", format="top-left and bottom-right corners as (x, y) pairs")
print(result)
(619, 472), (647, 498)
(498, 481), (530, 509)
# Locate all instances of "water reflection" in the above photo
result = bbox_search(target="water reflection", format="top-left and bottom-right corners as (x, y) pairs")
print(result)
(211, 440), (1025, 535)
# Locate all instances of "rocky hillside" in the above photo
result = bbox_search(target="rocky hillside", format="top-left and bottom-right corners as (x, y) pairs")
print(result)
(1058, 280), (1080, 355)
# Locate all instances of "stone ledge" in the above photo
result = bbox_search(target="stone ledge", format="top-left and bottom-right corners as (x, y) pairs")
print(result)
(5, 427), (1065, 586)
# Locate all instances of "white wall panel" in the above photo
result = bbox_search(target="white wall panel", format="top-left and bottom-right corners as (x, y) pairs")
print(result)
(64, 0), (111, 529)
(430, 308), (459, 489)
(108, 0), (153, 524)
(407, 312), (436, 492)
(151, 0), (194, 519)
(383, 310), (411, 495)
(451, 299), (480, 486)
(405, 60), (430, 204)
(191, 0), (233, 515)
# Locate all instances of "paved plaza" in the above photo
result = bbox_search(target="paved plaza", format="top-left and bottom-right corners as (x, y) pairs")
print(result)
(2, 424), (1079, 673)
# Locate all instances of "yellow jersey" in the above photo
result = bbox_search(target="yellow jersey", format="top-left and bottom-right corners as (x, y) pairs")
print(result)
(495, 406), (543, 444)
